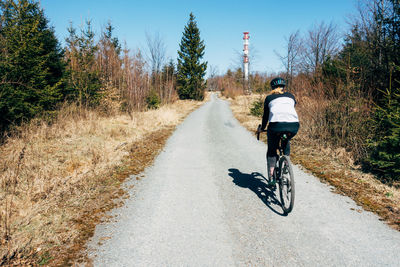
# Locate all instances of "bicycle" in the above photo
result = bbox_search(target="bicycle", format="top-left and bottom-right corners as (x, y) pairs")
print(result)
(257, 124), (295, 214)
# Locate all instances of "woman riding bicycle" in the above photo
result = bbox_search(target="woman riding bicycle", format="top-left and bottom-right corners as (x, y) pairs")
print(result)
(257, 77), (300, 179)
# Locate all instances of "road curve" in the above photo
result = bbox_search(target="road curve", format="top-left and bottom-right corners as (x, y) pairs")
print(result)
(88, 94), (400, 266)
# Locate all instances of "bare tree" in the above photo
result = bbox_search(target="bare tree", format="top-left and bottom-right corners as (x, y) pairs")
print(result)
(145, 31), (166, 74)
(120, 42), (151, 115)
(355, 0), (393, 66)
(275, 30), (301, 87)
(145, 31), (172, 104)
(207, 65), (219, 91)
(300, 21), (340, 74)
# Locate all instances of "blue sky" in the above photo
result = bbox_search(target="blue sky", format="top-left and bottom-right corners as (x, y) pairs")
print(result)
(39, 0), (358, 75)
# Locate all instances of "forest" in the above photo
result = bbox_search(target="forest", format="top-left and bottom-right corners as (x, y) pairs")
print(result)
(0, 0), (190, 133)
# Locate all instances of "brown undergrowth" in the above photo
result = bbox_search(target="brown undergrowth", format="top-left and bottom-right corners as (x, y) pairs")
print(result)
(0, 99), (203, 266)
(227, 94), (400, 231)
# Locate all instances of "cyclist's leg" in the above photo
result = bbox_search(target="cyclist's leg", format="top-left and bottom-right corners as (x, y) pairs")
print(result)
(282, 138), (291, 156)
(267, 129), (279, 179)
(282, 126), (299, 156)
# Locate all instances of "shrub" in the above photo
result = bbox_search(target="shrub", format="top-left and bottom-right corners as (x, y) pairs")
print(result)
(250, 99), (264, 117)
(324, 97), (372, 162)
(367, 86), (400, 183)
(146, 90), (160, 109)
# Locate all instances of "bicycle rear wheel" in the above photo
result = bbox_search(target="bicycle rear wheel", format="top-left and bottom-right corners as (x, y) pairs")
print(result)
(278, 155), (295, 214)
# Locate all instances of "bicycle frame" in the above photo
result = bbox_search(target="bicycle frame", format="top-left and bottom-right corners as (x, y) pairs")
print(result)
(256, 125), (295, 214)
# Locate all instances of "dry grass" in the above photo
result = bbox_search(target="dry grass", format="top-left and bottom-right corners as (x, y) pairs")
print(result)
(220, 86), (245, 99)
(225, 93), (265, 130)
(0, 99), (203, 265)
(227, 94), (400, 231)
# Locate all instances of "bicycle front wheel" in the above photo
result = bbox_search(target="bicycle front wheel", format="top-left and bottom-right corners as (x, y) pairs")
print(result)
(278, 155), (295, 214)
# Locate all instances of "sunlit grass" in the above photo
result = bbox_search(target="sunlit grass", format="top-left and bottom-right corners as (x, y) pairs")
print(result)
(0, 99), (203, 265)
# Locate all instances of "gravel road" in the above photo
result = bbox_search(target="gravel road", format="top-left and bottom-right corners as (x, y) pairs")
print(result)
(88, 93), (400, 266)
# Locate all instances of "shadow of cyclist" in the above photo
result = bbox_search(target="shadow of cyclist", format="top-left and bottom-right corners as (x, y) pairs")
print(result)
(227, 168), (286, 216)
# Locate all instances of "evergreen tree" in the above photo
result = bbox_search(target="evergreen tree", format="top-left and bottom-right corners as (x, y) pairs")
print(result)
(161, 60), (176, 83)
(0, 0), (65, 132)
(103, 21), (121, 56)
(367, 82), (400, 182)
(65, 20), (102, 107)
(97, 21), (122, 103)
(177, 12), (207, 100)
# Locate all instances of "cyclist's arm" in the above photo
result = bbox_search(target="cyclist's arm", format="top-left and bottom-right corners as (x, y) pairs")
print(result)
(261, 98), (269, 131)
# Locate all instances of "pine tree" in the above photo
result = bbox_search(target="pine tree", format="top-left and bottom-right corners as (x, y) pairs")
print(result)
(97, 22), (122, 104)
(0, 0), (65, 132)
(367, 82), (400, 182)
(65, 20), (102, 107)
(177, 12), (207, 100)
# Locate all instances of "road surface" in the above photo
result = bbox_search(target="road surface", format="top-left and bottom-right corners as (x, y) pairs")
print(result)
(88, 94), (400, 266)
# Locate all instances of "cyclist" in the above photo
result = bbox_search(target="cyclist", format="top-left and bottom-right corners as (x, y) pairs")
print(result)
(256, 77), (300, 180)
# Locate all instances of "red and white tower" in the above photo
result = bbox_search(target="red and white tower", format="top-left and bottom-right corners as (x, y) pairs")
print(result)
(243, 32), (250, 82)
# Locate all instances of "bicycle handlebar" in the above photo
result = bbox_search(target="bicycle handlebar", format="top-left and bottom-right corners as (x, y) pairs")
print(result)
(256, 124), (266, 140)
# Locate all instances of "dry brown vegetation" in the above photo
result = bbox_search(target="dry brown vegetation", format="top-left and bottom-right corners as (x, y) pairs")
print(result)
(0, 99), (203, 265)
(227, 93), (400, 231)
(208, 68), (269, 99)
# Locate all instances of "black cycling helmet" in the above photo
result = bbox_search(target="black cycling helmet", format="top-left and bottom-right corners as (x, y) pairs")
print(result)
(270, 77), (286, 89)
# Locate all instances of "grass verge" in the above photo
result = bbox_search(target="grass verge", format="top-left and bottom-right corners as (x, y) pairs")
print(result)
(226, 94), (400, 231)
(0, 99), (203, 266)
